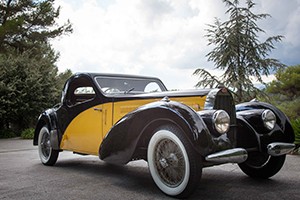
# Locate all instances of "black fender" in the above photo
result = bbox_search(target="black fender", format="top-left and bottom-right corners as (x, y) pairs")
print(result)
(33, 108), (60, 150)
(236, 101), (294, 152)
(99, 99), (223, 165)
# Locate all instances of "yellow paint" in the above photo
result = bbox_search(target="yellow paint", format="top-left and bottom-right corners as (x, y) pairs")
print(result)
(113, 96), (206, 124)
(60, 105), (103, 155)
(60, 95), (206, 155)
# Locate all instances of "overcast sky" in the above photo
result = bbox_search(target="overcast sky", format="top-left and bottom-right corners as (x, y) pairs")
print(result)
(51, 0), (300, 90)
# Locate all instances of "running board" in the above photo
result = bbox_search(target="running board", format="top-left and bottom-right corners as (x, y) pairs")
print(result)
(205, 148), (248, 164)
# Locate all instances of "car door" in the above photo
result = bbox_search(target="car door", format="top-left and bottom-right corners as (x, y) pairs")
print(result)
(59, 75), (104, 155)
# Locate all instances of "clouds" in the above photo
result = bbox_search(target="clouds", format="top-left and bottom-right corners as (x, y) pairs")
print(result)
(51, 0), (300, 89)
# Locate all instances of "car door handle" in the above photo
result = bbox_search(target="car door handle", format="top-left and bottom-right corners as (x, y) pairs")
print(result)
(94, 107), (102, 112)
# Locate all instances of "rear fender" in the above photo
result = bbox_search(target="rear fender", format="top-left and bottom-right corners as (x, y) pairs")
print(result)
(99, 100), (216, 165)
(33, 109), (60, 150)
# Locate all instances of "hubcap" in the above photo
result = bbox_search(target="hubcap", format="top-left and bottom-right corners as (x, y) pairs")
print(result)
(154, 138), (186, 187)
(40, 132), (51, 159)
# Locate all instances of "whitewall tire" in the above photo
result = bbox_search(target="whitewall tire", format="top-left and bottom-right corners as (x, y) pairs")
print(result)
(38, 126), (59, 166)
(147, 125), (202, 198)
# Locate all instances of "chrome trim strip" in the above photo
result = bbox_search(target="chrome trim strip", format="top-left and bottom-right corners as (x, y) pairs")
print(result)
(267, 142), (295, 156)
(205, 148), (248, 164)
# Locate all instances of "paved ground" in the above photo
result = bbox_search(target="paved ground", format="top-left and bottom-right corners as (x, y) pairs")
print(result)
(0, 138), (299, 200)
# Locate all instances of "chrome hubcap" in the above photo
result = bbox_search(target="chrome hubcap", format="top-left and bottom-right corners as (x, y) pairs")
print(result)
(40, 132), (51, 159)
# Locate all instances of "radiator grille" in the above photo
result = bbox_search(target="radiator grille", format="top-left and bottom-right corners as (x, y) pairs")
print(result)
(213, 90), (237, 147)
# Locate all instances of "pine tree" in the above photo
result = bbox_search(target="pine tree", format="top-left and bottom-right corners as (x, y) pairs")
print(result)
(0, 0), (72, 52)
(194, 0), (285, 102)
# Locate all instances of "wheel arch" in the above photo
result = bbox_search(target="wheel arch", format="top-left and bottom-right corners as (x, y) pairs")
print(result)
(33, 109), (60, 150)
(99, 100), (215, 165)
(236, 101), (295, 144)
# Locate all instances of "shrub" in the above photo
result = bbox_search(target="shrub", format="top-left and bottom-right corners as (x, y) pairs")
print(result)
(21, 128), (35, 139)
(0, 129), (16, 138)
(291, 119), (300, 154)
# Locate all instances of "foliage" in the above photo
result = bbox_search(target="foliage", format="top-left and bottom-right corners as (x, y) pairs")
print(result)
(291, 119), (300, 154)
(0, 46), (58, 131)
(194, 0), (285, 103)
(0, 0), (72, 53)
(263, 65), (300, 120)
(291, 119), (300, 144)
(0, 0), (73, 135)
(266, 65), (300, 101)
(21, 128), (35, 139)
(0, 129), (16, 138)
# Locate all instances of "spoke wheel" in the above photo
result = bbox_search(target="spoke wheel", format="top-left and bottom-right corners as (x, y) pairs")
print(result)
(38, 126), (59, 166)
(147, 125), (202, 198)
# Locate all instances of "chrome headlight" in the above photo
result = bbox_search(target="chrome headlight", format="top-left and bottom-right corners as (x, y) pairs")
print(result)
(213, 110), (230, 134)
(262, 109), (276, 130)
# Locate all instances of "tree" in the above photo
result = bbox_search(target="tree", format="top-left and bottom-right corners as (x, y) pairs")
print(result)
(264, 65), (300, 147)
(194, 0), (285, 102)
(0, 0), (72, 133)
(0, 0), (72, 53)
(265, 65), (300, 119)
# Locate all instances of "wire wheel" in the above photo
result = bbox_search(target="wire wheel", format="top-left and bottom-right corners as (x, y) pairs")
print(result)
(154, 138), (186, 187)
(38, 126), (59, 166)
(147, 125), (202, 198)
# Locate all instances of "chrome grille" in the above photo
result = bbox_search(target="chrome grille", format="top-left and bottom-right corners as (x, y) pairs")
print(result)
(213, 90), (237, 147)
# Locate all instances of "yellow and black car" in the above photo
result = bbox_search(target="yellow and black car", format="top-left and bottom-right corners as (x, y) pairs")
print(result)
(34, 72), (295, 198)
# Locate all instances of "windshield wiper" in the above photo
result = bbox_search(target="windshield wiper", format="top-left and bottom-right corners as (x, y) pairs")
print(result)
(124, 87), (135, 94)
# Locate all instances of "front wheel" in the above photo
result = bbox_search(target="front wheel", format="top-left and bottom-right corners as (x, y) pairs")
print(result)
(147, 125), (202, 198)
(238, 151), (286, 179)
(38, 126), (59, 166)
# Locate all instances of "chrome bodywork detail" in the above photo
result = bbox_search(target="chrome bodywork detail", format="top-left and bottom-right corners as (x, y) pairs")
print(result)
(267, 142), (295, 156)
(205, 148), (248, 164)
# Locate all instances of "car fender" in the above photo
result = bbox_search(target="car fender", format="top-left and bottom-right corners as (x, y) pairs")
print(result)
(236, 101), (294, 151)
(33, 108), (60, 150)
(99, 99), (218, 165)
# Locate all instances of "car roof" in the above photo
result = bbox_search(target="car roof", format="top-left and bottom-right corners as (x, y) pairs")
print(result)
(74, 72), (162, 80)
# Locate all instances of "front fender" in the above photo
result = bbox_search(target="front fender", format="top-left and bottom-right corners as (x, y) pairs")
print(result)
(99, 100), (219, 165)
(236, 101), (294, 151)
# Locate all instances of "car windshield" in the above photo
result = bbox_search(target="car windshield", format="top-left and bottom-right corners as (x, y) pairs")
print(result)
(95, 76), (167, 95)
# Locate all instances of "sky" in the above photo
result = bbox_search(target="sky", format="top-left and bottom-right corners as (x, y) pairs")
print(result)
(51, 0), (300, 90)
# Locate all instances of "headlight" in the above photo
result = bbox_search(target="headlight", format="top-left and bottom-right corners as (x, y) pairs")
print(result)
(262, 109), (276, 130)
(213, 110), (230, 134)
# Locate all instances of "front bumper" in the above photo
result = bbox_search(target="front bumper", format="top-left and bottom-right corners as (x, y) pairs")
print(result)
(205, 142), (295, 165)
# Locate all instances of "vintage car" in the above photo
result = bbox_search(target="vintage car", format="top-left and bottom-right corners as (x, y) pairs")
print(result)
(34, 72), (295, 198)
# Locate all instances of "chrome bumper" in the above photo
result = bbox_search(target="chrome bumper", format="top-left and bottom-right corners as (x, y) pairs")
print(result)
(205, 142), (295, 164)
(267, 142), (295, 156)
(205, 148), (248, 164)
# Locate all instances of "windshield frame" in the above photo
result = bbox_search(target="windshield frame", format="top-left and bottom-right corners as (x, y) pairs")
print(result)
(94, 75), (167, 96)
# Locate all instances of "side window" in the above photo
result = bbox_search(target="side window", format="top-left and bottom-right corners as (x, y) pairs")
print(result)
(144, 82), (162, 93)
(65, 77), (96, 107)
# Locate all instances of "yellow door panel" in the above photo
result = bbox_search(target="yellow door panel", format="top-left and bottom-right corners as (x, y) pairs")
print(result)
(102, 103), (113, 138)
(60, 105), (103, 155)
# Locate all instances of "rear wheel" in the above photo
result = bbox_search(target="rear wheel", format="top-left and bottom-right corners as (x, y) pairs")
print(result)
(38, 126), (59, 166)
(238, 151), (286, 178)
(147, 125), (202, 198)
